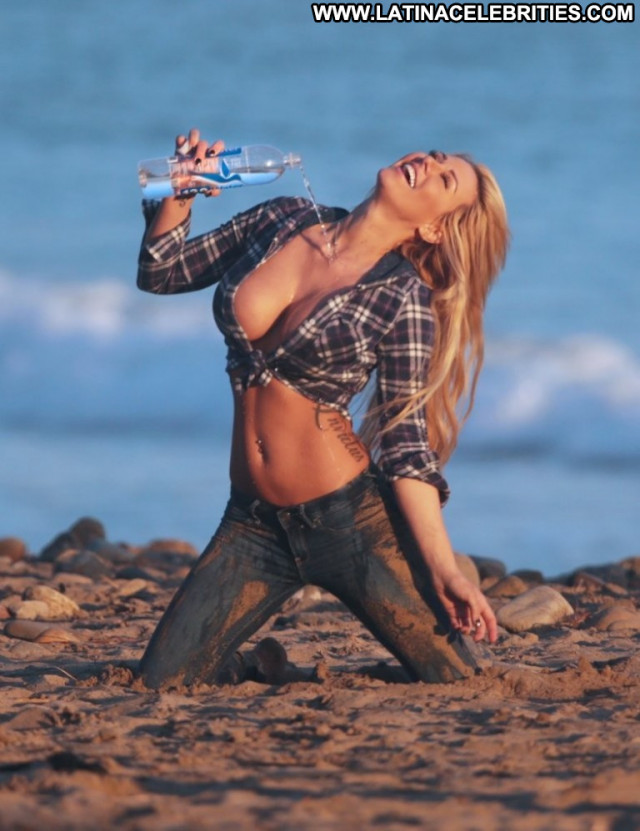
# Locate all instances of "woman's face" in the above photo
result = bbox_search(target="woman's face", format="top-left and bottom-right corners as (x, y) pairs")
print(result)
(377, 150), (478, 232)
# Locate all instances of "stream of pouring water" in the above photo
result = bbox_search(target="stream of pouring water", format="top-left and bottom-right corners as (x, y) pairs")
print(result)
(299, 165), (336, 262)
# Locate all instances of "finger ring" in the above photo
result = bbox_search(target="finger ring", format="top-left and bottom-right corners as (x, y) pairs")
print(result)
(474, 619), (482, 629)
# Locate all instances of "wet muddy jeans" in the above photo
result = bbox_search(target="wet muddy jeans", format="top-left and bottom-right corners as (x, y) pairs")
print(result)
(139, 468), (478, 688)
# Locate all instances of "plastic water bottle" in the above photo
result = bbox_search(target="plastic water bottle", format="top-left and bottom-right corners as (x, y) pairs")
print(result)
(138, 145), (302, 199)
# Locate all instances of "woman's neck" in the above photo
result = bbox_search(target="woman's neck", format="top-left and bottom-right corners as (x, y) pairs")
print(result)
(329, 198), (411, 266)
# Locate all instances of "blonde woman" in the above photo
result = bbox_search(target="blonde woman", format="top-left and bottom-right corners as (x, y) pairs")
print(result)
(137, 129), (509, 688)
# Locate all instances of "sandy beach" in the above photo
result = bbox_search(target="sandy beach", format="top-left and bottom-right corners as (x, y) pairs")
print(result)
(1, 526), (639, 831)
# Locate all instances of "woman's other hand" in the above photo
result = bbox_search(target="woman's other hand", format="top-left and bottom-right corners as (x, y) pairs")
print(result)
(431, 568), (498, 643)
(392, 477), (498, 644)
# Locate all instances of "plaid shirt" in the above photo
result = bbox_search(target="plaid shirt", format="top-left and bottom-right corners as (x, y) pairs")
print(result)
(138, 196), (449, 503)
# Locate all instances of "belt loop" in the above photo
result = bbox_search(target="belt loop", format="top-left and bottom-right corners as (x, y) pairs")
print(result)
(299, 505), (320, 529)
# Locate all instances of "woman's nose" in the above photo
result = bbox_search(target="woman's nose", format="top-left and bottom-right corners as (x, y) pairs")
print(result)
(423, 154), (441, 174)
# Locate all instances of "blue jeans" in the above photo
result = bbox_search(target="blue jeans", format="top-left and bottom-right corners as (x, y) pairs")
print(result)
(139, 467), (478, 687)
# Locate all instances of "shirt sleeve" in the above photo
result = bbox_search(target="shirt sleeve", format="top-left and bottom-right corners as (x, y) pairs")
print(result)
(137, 198), (272, 295)
(375, 279), (451, 505)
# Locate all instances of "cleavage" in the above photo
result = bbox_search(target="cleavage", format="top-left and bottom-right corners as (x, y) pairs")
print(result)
(233, 233), (339, 354)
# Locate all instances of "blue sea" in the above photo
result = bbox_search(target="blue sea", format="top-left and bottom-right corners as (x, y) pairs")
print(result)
(1, 1), (638, 574)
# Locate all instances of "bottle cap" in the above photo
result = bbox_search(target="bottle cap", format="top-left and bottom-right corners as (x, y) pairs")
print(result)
(283, 153), (302, 168)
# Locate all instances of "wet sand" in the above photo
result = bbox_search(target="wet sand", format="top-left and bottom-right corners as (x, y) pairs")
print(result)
(1, 536), (639, 831)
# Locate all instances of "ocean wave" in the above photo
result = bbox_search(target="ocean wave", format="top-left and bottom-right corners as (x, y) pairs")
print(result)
(0, 269), (638, 458)
(457, 336), (640, 463)
(483, 336), (640, 420)
(0, 268), (217, 338)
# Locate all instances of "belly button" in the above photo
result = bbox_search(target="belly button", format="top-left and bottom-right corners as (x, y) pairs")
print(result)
(255, 437), (266, 458)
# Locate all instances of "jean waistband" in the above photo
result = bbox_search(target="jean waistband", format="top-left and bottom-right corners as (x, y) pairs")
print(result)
(230, 465), (380, 526)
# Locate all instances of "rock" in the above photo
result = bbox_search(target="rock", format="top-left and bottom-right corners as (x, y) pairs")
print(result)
(144, 538), (198, 557)
(55, 574), (93, 589)
(486, 575), (529, 598)
(35, 627), (80, 644)
(136, 540), (198, 571)
(5, 560), (33, 575)
(39, 531), (78, 563)
(115, 579), (149, 598)
(469, 556), (507, 581)
(480, 575), (501, 592)
(23, 586), (82, 620)
(511, 569), (544, 585)
(0, 605), (10, 620)
(4, 619), (79, 643)
(567, 563), (629, 589)
(454, 553), (480, 586)
(571, 571), (628, 596)
(114, 565), (159, 582)
(619, 556), (640, 589)
(12, 600), (51, 620)
(252, 637), (289, 684)
(54, 549), (112, 580)
(69, 517), (106, 547)
(587, 606), (640, 633)
(0, 537), (27, 563)
(496, 586), (574, 633)
(86, 539), (136, 565)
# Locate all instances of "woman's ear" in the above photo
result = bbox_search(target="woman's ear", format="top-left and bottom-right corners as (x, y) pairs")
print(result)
(418, 222), (442, 245)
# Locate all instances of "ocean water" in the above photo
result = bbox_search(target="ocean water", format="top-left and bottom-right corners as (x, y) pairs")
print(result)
(1, 2), (638, 574)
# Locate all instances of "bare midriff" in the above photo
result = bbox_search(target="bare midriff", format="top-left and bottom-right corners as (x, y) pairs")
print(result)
(228, 225), (373, 506)
(229, 377), (369, 505)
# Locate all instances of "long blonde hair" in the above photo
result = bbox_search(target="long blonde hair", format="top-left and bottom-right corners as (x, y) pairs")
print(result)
(362, 156), (510, 465)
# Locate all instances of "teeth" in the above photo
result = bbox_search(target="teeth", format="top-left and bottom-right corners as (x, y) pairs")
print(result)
(403, 163), (416, 188)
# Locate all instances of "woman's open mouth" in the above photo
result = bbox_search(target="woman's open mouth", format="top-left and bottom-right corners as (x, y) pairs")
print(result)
(401, 162), (416, 189)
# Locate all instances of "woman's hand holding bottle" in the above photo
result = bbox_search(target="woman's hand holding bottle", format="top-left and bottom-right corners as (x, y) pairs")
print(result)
(142, 129), (224, 241)
(172, 128), (225, 199)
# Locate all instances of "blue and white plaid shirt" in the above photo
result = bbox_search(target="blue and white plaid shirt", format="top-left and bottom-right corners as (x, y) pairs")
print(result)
(138, 196), (450, 503)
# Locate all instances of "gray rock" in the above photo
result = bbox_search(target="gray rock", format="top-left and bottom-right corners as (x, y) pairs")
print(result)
(619, 556), (640, 590)
(469, 556), (507, 581)
(39, 531), (78, 563)
(54, 549), (112, 580)
(114, 565), (159, 582)
(86, 539), (136, 565)
(567, 563), (629, 589)
(496, 585), (574, 633)
(571, 571), (628, 596)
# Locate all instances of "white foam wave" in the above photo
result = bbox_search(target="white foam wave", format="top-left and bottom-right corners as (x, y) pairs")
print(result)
(0, 268), (217, 339)
(482, 336), (640, 423)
